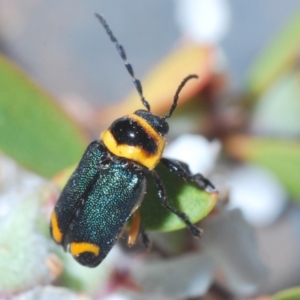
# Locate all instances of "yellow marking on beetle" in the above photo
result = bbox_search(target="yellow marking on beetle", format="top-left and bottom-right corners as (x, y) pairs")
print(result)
(128, 210), (141, 247)
(101, 114), (165, 170)
(50, 211), (63, 243)
(70, 242), (100, 257)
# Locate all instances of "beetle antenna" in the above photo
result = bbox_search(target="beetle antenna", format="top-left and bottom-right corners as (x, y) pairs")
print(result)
(163, 74), (198, 120)
(95, 13), (150, 112)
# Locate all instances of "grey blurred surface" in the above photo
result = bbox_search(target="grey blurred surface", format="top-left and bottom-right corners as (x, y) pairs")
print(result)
(0, 1), (299, 104)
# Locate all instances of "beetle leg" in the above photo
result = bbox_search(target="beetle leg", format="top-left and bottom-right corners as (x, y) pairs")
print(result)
(127, 210), (141, 247)
(160, 158), (216, 193)
(151, 170), (202, 238)
(140, 227), (151, 250)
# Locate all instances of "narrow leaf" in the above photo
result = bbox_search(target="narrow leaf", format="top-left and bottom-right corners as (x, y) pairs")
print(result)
(246, 7), (300, 97)
(0, 56), (87, 177)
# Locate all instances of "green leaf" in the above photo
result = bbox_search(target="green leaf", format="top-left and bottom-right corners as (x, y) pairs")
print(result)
(273, 287), (300, 300)
(140, 163), (218, 231)
(226, 136), (300, 200)
(0, 56), (87, 177)
(246, 7), (300, 97)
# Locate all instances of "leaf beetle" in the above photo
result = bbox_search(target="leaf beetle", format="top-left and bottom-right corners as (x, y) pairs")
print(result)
(50, 14), (216, 267)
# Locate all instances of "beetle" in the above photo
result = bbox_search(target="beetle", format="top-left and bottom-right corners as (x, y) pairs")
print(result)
(50, 13), (216, 267)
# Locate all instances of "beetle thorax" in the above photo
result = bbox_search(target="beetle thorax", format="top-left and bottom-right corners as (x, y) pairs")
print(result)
(101, 112), (166, 170)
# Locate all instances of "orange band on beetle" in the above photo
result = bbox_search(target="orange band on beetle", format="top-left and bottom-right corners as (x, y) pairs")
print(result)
(70, 242), (100, 257)
(101, 114), (165, 170)
(50, 211), (63, 244)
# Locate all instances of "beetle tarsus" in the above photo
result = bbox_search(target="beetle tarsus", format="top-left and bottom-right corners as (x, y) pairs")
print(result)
(160, 157), (216, 193)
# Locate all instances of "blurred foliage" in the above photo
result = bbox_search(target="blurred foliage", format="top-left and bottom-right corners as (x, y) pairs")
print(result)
(250, 71), (300, 136)
(246, 9), (300, 97)
(97, 45), (213, 127)
(230, 6), (300, 202)
(226, 136), (300, 200)
(0, 56), (87, 178)
(273, 287), (300, 300)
